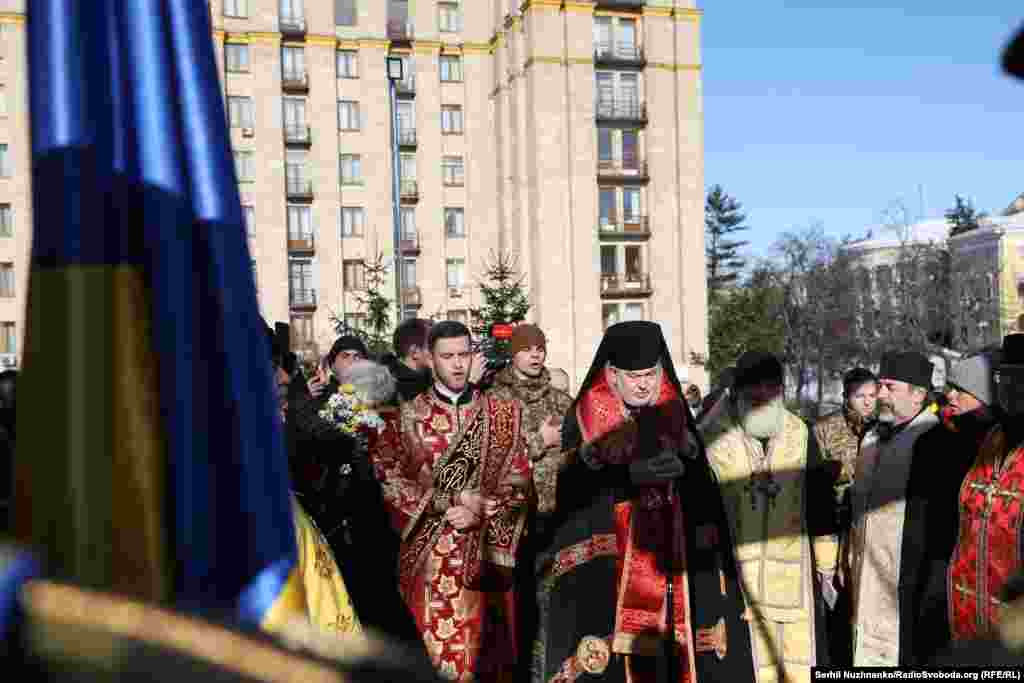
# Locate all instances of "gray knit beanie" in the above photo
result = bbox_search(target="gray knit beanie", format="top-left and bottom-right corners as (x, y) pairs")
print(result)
(948, 351), (997, 407)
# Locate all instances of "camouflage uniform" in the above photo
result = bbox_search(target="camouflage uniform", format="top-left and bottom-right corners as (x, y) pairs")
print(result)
(488, 366), (573, 515)
(813, 407), (870, 506)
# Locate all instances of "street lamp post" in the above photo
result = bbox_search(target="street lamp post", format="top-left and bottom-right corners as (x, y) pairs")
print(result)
(387, 56), (405, 323)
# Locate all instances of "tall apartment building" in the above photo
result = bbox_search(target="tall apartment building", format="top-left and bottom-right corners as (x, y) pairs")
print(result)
(0, 0), (708, 389)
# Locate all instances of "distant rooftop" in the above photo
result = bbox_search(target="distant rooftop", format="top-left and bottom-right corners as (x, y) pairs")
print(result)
(845, 218), (950, 251)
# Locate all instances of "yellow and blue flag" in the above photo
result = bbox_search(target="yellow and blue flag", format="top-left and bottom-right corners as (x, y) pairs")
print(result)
(14, 0), (300, 628)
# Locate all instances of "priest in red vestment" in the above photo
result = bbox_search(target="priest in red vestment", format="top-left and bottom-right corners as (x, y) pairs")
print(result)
(949, 335), (1024, 643)
(533, 321), (755, 683)
(371, 321), (531, 681)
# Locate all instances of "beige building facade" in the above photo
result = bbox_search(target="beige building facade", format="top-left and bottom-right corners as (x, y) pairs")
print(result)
(949, 215), (1024, 349)
(0, 0), (708, 389)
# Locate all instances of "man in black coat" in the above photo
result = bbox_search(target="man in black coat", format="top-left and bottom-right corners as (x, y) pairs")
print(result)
(534, 322), (755, 683)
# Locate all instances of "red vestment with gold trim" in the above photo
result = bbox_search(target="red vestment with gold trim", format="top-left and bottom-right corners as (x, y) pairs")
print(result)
(371, 389), (529, 681)
(949, 425), (1024, 640)
(566, 369), (698, 683)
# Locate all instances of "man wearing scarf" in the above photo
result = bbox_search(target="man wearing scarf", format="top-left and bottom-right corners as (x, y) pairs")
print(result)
(949, 335), (1024, 645)
(848, 351), (940, 665)
(533, 321), (754, 683)
(699, 352), (836, 683)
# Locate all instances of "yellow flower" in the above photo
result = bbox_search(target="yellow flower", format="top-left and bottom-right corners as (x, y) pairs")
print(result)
(340, 383), (355, 394)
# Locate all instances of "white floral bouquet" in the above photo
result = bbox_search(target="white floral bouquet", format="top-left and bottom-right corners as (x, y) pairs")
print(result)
(318, 383), (387, 435)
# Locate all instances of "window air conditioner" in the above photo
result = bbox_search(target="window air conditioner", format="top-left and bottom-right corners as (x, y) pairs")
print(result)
(242, 127), (255, 137)
(449, 288), (462, 298)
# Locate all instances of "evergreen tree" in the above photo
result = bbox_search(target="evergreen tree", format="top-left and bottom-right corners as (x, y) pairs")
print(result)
(705, 185), (751, 295)
(328, 253), (394, 357)
(946, 194), (984, 236)
(470, 250), (531, 359)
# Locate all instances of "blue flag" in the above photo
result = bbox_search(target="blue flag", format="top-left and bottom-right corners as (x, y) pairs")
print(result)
(16, 0), (299, 626)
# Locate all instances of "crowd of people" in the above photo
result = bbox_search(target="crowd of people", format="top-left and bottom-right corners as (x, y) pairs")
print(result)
(253, 312), (1024, 682)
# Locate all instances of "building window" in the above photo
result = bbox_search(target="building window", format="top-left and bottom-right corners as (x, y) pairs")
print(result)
(0, 144), (9, 177)
(439, 2), (462, 33)
(400, 207), (416, 239)
(442, 156), (464, 186)
(287, 205), (313, 241)
(290, 314), (315, 351)
(0, 263), (13, 298)
(337, 100), (361, 130)
(335, 0), (357, 26)
(593, 16), (638, 59)
(599, 187), (616, 228)
(595, 71), (640, 117)
(243, 205), (255, 237)
(283, 98), (307, 138)
(289, 260), (314, 303)
(285, 151), (310, 195)
(448, 309), (468, 325)
(344, 313), (366, 331)
(282, 46), (306, 82)
(280, 0), (304, 23)
(446, 258), (465, 288)
(400, 154), (416, 181)
(343, 260), (366, 290)
(402, 259), (417, 287)
(397, 100), (415, 138)
(0, 204), (10, 237)
(340, 154), (362, 184)
(441, 105), (463, 134)
(225, 44), (250, 72)
(602, 302), (643, 330)
(0, 322), (14, 354)
(340, 207), (365, 237)
(233, 151), (254, 182)
(445, 208), (465, 238)
(337, 50), (359, 78)
(224, 0), (248, 17)
(440, 55), (463, 83)
(227, 96), (254, 128)
(625, 245), (643, 280)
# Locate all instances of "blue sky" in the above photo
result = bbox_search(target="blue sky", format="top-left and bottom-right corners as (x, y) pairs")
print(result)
(702, 1), (1024, 256)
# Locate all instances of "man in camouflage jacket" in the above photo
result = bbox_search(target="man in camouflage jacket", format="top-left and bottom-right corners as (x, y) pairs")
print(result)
(812, 366), (877, 665)
(484, 323), (572, 681)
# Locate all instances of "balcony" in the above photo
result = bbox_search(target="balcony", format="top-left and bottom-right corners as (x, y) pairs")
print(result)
(597, 158), (649, 183)
(401, 286), (422, 307)
(594, 43), (646, 68)
(399, 179), (419, 202)
(283, 124), (311, 147)
(290, 288), (317, 310)
(598, 216), (651, 240)
(279, 14), (306, 38)
(288, 234), (315, 254)
(286, 177), (314, 202)
(395, 74), (416, 98)
(400, 233), (420, 254)
(600, 273), (653, 298)
(387, 20), (414, 42)
(595, 99), (648, 126)
(397, 127), (417, 148)
(281, 70), (309, 93)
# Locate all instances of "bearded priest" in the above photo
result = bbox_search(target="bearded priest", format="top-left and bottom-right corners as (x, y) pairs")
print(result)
(533, 321), (755, 683)
(848, 351), (941, 666)
(698, 351), (838, 683)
